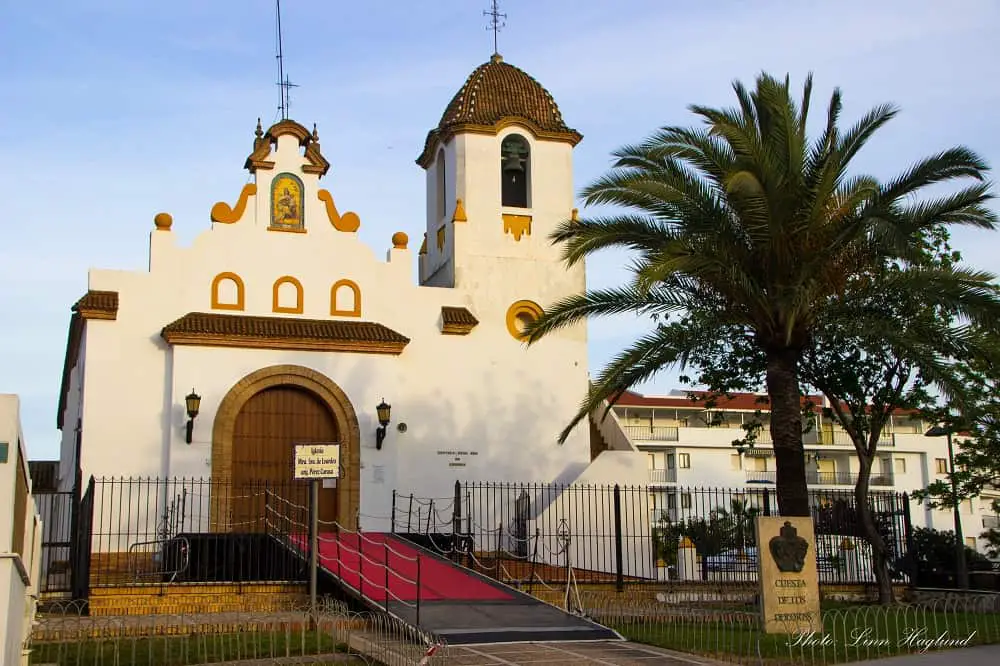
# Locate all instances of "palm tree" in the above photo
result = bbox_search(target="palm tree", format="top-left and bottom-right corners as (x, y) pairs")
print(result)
(525, 72), (996, 516)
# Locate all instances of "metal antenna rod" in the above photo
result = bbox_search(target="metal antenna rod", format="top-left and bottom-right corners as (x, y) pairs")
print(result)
(483, 0), (506, 56)
(275, 0), (298, 119)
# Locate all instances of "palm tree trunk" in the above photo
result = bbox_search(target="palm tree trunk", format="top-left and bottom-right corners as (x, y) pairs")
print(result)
(765, 348), (810, 516)
(854, 456), (895, 604)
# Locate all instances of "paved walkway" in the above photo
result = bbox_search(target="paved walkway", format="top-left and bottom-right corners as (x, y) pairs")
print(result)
(841, 644), (1000, 665)
(442, 641), (731, 665)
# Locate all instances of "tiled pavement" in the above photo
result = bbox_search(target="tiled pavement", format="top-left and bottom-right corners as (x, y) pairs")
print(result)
(441, 640), (734, 665)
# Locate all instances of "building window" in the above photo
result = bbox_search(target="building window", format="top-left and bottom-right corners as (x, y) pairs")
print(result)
(649, 493), (657, 510)
(666, 454), (675, 470)
(648, 453), (657, 469)
(436, 148), (446, 220)
(894, 458), (906, 474)
(500, 134), (530, 208)
(681, 493), (692, 509)
(678, 453), (691, 469)
(730, 454), (742, 470)
(935, 458), (948, 474)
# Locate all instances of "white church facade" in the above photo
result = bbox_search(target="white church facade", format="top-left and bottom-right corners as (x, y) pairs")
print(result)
(55, 55), (593, 531)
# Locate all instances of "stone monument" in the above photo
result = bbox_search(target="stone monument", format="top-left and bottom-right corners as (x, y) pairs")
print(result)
(756, 516), (822, 634)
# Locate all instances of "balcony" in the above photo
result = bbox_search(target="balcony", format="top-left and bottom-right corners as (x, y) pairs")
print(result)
(625, 425), (679, 442)
(745, 471), (894, 487)
(649, 468), (677, 484)
(817, 431), (895, 447)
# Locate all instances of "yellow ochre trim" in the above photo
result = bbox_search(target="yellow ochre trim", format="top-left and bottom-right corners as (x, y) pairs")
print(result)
(436, 225), (446, 251)
(317, 189), (361, 232)
(419, 233), (428, 255)
(211, 184), (256, 224)
(272, 276), (304, 314)
(391, 231), (409, 249)
(330, 279), (361, 317)
(154, 212), (173, 230)
(211, 272), (245, 311)
(503, 213), (532, 241)
(452, 198), (468, 223)
(505, 299), (543, 341)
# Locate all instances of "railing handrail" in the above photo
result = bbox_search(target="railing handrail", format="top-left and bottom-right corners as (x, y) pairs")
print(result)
(623, 425), (680, 441)
(745, 470), (894, 486)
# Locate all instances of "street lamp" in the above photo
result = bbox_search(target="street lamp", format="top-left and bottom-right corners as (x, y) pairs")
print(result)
(924, 424), (969, 590)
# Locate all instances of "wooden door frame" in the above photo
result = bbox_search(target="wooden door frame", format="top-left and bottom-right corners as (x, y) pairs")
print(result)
(211, 364), (361, 530)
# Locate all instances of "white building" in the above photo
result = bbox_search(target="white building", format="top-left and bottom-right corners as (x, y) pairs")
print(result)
(55, 55), (591, 532)
(584, 389), (1000, 557)
(1, 395), (43, 666)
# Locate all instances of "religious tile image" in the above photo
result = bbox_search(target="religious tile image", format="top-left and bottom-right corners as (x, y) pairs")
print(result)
(270, 172), (304, 230)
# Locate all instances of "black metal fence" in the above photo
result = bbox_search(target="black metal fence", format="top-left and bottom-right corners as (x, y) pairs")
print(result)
(83, 477), (310, 588)
(391, 482), (914, 589)
(33, 490), (75, 593)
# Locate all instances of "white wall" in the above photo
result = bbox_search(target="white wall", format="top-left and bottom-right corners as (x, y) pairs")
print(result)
(1, 395), (42, 666)
(65, 122), (592, 537)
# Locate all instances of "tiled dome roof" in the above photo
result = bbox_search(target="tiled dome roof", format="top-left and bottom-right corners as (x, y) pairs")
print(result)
(417, 55), (581, 166)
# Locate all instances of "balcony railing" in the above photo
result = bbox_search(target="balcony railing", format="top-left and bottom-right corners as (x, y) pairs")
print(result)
(649, 468), (677, 484)
(984, 515), (1000, 529)
(745, 471), (894, 487)
(817, 431), (895, 447)
(624, 425), (679, 442)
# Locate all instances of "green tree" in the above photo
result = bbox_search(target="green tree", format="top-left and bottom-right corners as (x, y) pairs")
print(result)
(897, 527), (995, 584)
(913, 345), (1000, 561)
(526, 72), (996, 516)
(659, 227), (1000, 602)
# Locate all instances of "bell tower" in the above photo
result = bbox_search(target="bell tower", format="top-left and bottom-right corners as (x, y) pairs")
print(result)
(415, 53), (585, 316)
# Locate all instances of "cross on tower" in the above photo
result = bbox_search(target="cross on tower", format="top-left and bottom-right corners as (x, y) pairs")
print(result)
(483, 0), (506, 56)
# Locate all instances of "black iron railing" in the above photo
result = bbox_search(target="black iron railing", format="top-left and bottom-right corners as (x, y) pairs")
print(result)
(84, 477), (309, 588)
(391, 482), (914, 590)
(33, 490), (74, 593)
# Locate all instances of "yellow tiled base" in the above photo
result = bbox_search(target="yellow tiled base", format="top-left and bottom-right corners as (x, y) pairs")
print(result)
(88, 583), (308, 616)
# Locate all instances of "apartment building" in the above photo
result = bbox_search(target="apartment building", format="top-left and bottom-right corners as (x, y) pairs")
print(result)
(600, 389), (999, 557)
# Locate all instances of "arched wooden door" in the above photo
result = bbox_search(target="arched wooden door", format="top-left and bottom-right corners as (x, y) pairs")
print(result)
(230, 385), (340, 531)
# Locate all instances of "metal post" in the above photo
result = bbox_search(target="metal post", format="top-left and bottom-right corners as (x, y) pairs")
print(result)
(309, 479), (319, 614)
(613, 484), (624, 592)
(452, 481), (462, 562)
(390, 490), (396, 534)
(415, 556), (422, 626)
(947, 432), (969, 589)
(901, 492), (917, 585)
(407, 494), (413, 533)
(495, 524), (502, 581)
(384, 542), (390, 610)
(763, 489), (771, 517)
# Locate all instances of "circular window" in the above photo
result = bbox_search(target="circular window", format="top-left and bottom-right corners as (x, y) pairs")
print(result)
(506, 300), (544, 341)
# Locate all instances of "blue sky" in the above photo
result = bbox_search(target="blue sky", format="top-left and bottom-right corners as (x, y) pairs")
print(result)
(2, 0), (999, 460)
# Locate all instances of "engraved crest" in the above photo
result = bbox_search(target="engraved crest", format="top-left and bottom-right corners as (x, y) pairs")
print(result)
(768, 520), (809, 572)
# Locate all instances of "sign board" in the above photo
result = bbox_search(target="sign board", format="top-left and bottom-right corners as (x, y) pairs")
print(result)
(293, 444), (340, 480)
(756, 516), (822, 634)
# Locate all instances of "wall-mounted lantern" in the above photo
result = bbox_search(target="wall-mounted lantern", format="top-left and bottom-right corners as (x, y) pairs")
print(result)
(185, 390), (201, 444)
(375, 399), (391, 450)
